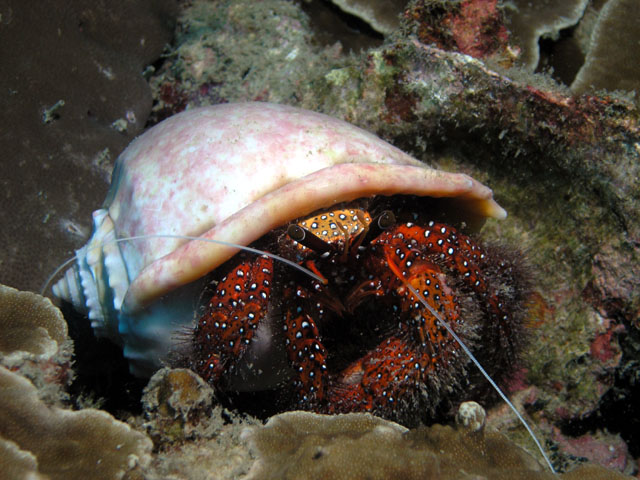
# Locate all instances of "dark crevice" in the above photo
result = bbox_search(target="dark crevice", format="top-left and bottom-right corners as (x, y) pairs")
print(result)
(295, 0), (383, 52)
(62, 302), (145, 416)
(536, 26), (585, 86)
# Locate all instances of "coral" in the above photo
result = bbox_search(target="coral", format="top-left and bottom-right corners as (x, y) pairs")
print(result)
(0, 365), (152, 480)
(243, 404), (632, 479)
(571, 0), (640, 98)
(328, 0), (406, 35)
(503, 0), (589, 71)
(0, 285), (68, 361)
(0, 284), (73, 404)
(0, 438), (45, 480)
(498, 0), (640, 97)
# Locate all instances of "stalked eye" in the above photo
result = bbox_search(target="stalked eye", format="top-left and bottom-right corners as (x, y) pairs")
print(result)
(287, 224), (306, 242)
(287, 224), (333, 253)
(375, 210), (396, 230)
(362, 210), (396, 245)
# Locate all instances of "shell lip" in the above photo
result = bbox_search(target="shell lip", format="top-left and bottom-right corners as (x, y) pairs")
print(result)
(122, 162), (505, 314)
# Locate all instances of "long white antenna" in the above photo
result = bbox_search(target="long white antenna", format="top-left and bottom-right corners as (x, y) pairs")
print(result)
(405, 282), (556, 473)
(41, 234), (326, 296)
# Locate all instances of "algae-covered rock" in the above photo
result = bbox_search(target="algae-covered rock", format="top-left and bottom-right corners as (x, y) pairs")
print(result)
(142, 367), (215, 444)
(141, 368), (258, 479)
(405, 0), (511, 61)
(148, 0), (347, 122)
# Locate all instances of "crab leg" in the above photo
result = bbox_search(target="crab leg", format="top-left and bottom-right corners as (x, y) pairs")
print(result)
(327, 251), (464, 415)
(325, 221), (515, 415)
(282, 306), (329, 404)
(192, 255), (273, 385)
(374, 222), (522, 367)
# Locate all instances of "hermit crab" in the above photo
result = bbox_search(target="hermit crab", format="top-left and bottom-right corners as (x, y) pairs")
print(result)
(53, 102), (528, 423)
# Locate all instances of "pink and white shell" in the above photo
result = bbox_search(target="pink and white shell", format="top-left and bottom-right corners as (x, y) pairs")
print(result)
(53, 102), (505, 376)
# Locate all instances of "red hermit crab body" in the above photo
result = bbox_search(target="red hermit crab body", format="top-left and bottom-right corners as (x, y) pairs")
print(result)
(191, 196), (526, 422)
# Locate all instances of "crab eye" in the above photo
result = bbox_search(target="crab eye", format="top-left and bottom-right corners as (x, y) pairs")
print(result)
(287, 224), (306, 242)
(287, 224), (332, 253)
(362, 210), (396, 245)
(375, 210), (396, 230)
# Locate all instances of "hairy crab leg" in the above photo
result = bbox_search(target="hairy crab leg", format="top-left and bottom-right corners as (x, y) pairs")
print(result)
(373, 221), (526, 376)
(326, 250), (465, 415)
(192, 254), (274, 385)
(325, 220), (526, 416)
(282, 304), (329, 404)
(191, 249), (333, 404)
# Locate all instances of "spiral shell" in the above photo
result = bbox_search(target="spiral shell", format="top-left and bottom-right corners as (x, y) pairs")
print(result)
(53, 102), (505, 376)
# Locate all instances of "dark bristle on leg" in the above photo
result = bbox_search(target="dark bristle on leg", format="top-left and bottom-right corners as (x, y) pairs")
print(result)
(462, 242), (534, 404)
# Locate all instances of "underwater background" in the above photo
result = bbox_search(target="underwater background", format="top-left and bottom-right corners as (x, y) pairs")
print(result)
(1, 0), (639, 478)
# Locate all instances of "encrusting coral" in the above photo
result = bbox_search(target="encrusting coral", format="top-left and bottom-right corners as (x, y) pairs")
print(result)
(0, 285), (153, 479)
(0, 284), (68, 361)
(504, 0), (589, 71)
(329, 0), (406, 35)
(243, 402), (632, 480)
(0, 284), (73, 404)
(0, 437), (45, 480)
(571, 0), (640, 97)
(0, 365), (152, 480)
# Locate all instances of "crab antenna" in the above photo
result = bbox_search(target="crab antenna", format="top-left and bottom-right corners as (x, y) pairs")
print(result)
(404, 282), (556, 474)
(41, 234), (327, 296)
(41, 256), (81, 296)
